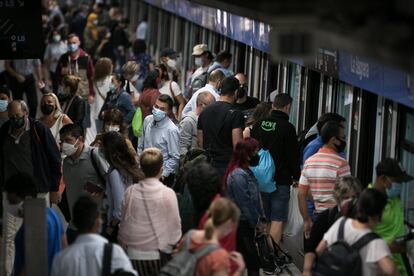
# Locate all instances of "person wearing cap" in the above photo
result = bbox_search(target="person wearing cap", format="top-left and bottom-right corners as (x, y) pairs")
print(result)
(371, 158), (413, 276)
(160, 48), (181, 83)
(190, 44), (214, 84)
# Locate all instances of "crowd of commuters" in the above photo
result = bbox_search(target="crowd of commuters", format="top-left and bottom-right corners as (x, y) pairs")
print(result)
(0, 1), (412, 276)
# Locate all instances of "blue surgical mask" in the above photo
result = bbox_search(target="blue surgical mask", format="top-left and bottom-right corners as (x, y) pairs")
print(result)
(386, 182), (402, 199)
(152, 107), (166, 122)
(68, 43), (79, 53)
(0, 100), (8, 112)
(109, 83), (116, 92)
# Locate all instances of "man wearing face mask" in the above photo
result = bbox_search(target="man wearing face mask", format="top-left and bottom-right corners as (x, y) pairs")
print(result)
(0, 86), (11, 128)
(55, 34), (95, 102)
(138, 94), (180, 187)
(60, 123), (109, 243)
(234, 73), (260, 113)
(189, 44), (214, 91)
(371, 158), (413, 276)
(298, 120), (351, 239)
(160, 48), (181, 83)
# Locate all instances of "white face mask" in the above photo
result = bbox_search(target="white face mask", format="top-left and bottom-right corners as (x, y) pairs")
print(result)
(105, 125), (120, 132)
(8, 201), (24, 218)
(61, 139), (78, 156)
(130, 74), (139, 82)
(194, 57), (202, 67)
(167, 59), (177, 69)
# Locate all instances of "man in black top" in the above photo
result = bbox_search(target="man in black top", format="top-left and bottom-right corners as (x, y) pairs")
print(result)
(251, 93), (301, 247)
(197, 76), (244, 179)
(234, 73), (260, 112)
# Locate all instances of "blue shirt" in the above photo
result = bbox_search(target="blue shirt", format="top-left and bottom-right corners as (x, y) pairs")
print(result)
(14, 208), (65, 276)
(302, 135), (346, 164)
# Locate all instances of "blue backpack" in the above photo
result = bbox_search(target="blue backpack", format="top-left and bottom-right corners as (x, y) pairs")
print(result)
(250, 149), (276, 193)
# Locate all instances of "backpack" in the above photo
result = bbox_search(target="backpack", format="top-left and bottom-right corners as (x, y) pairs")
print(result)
(314, 218), (380, 276)
(159, 230), (220, 276)
(190, 72), (208, 93)
(297, 127), (316, 163)
(250, 149), (276, 193)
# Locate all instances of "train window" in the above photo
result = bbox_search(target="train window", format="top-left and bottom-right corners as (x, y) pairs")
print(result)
(287, 63), (301, 127)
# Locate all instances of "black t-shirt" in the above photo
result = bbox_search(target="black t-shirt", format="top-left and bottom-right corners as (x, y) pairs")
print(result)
(235, 96), (261, 112)
(197, 101), (244, 166)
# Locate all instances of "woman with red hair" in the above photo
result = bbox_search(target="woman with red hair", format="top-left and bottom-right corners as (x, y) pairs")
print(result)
(225, 138), (264, 276)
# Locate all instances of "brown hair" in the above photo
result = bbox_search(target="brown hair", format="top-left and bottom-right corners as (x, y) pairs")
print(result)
(139, 148), (163, 178)
(204, 198), (240, 240)
(102, 108), (127, 135)
(62, 75), (81, 95)
(94, 58), (113, 82)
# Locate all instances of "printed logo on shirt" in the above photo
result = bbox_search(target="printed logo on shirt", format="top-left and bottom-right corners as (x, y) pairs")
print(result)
(261, 121), (276, 132)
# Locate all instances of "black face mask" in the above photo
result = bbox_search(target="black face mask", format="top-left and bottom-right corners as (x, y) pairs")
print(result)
(250, 154), (260, 167)
(335, 137), (346, 153)
(10, 116), (25, 129)
(237, 86), (247, 99)
(41, 104), (55, 115)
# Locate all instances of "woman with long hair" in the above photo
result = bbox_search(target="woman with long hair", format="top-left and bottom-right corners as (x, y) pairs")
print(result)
(119, 148), (181, 276)
(39, 92), (72, 144)
(101, 131), (144, 242)
(138, 69), (161, 118)
(122, 61), (140, 106)
(225, 137), (264, 276)
(176, 198), (245, 276)
(243, 102), (272, 138)
(60, 75), (87, 129)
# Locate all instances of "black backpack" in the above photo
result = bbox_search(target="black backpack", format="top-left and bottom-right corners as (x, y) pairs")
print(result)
(190, 72), (208, 93)
(314, 218), (380, 276)
(102, 243), (135, 276)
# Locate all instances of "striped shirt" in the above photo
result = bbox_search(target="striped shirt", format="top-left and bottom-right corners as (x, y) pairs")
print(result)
(299, 147), (351, 213)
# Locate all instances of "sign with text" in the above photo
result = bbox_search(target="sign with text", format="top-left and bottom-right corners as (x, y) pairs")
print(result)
(0, 0), (43, 59)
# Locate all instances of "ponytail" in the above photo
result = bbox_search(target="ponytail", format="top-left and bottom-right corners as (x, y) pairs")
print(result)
(204, 217), (214, 240)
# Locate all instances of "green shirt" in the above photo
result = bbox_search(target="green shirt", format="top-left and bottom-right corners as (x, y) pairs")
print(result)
(369, 184), (407, 276)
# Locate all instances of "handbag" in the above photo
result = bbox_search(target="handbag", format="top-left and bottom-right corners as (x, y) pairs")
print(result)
(283, 186), (304, 237)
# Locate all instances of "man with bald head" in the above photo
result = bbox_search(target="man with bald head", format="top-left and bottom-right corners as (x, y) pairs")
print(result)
(55, 34), (95, 101)
(234, 73), (260, 112)
(179, 92), (215, 155)
(182, 69), (225, 116)
(0, 100), (62, 204)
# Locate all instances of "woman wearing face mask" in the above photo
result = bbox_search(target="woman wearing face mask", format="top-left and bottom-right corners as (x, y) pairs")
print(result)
(101, 131), (144, 242)
(157, 64), (186, 121)
(60, 75), (87, 129)
(100, 74), (136, 125)
(371, 158), (414, 276)
(39, 93), (73, 144)
(225, 138), (265, 276)
(0, 86), (11, 128)
(43, 30), (68, 93)
(83, 12), (99, 55)
(122, 61), (140, 106)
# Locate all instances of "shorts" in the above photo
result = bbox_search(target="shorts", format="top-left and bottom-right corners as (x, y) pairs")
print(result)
(261, 185), (290, 222)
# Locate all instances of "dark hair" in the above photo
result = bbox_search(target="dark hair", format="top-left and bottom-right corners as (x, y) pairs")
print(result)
(60, 123), (84, 139)
(120, 18), (130, 25)
(219, 76), (240, 96)
(246, 102), (272, 127)
(73, 196), (100, 233)
(204, 51), (214, 61)
(186, 161), (222, 224)
(101, 131), (144, 182)
(320, 120), (342, 144)
(133, 39), (147, 55)
(355, 189), (387, 223)
(142, 70), (160, 90)
(224, 138), (260, 188)
(62, 75), (81, 95)
(4, 173), (37, 199)
(316, 113), (346, 134)
(112, 73), (126, 89)
(157, 64), (169, 81)
(216, 50), (232, 63)
(157, 94), (174, 110)
(273, 93), (292, 109)
(0, 85), (11, 98)
(102, 108), (127, 135)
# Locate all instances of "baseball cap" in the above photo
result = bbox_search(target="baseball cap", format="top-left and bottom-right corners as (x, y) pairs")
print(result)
(376, 158), (414, 183)
(192, 44), (208, 56)
(160, 48), (178, 59)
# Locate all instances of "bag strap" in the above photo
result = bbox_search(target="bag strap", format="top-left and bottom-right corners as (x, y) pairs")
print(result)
(94, 83), (106, 100)
(139, 183), (161, 250)
(337, 217), (347, 241)
(101, 243), (113, 276)
(193, 243), (220, 259)
(351, 232), (380, 251)
(90, 148), (106, 185)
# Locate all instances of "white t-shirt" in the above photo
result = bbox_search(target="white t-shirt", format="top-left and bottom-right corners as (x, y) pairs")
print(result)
(159, 80), (182, 101)
(323, 218), (391, 276)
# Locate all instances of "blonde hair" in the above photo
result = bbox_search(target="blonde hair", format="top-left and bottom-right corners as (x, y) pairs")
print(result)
(62, 75), (82, 95)
(334, 176), (362, 204)
(94, 58), (113, 82)
(139, 148), (163, 178)
(41, 93), (63, 119)
(204, 198), (240, 240)
(122, 61), (139, 80)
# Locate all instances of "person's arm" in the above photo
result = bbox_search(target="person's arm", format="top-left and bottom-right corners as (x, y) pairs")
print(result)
(107, 170), (124, 221)
(298, 185), (312, 238)
(164, 189), (182, 245)
(43, 47), (51, 85)
(33, 59), (43, 85)
(5, 60), (25, 83)
(179, 118), (194, 154)
(197, 129), (203, 149)
(175, 94), (186, 121)
(231, 128), (243, 149)
(86, 56), (95, 98)
(231, 110), (244, 149)
(163, 128), (180, 177)
(303, 253), (316, 276)
(243, 127), (251, 138)
(137, 118), (147, 155)
(315, 240), (328, 256)
(377, 256), (399, 276)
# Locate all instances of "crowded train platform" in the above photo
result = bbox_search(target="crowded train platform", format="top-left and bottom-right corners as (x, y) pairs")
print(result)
(0, 0), (413, 275)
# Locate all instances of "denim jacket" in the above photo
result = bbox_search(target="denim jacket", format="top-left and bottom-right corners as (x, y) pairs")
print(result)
(227, 168), (264, 227)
